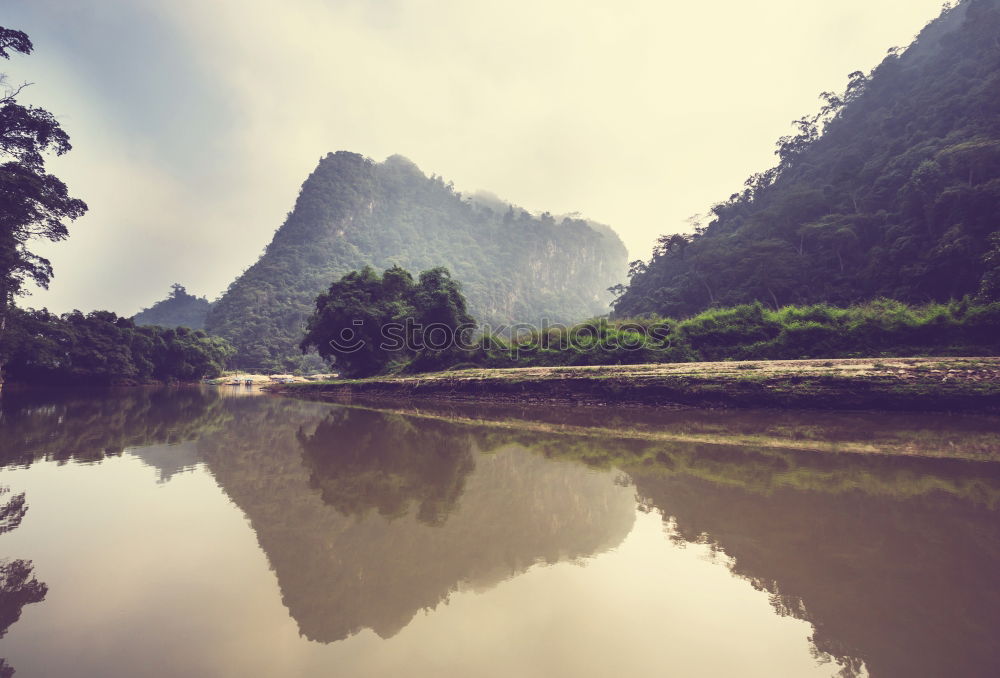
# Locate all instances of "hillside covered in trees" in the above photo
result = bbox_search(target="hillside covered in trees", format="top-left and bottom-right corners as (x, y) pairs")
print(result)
(205, 152), (628, 370)
(614, 0), (1000, 318)
(133, 284), (212, 330)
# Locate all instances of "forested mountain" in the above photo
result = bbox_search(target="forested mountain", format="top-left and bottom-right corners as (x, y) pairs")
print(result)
(614, 0), (1000, 318)
(205, 152), (627, 370)
(133, 283), (212, 329)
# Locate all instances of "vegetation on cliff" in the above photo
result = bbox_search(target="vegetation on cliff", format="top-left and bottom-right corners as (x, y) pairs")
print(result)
(205, 152), (627, 371)
(613, 0), (1000, 317)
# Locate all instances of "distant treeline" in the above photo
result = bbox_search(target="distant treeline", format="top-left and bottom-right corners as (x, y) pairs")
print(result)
(475, 299), (1000, 368)
(1, 308), (234, 386)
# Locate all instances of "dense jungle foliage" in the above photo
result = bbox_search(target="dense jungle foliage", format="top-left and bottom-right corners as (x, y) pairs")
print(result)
(133, 283), (213, 330)
(0, 308), (234, 385)
(206, 152), (627, 372)
(614, 0), (1000, 318)
(473, 299), (1000, 368)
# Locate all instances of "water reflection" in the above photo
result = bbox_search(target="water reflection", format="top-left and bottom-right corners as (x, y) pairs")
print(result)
(196, 399), (636, 642)
(0, 387), (225, 468)
(0, 559), (46, 642)
(0, 389), (998, 676)
(0, 487), (47, 678)
(363, 399), (1000, 462)
(0, 490), (26, 537)
(290, 401), (1000, 676)
(633, 468), (1000, 677)
(298, 409), (475, 525)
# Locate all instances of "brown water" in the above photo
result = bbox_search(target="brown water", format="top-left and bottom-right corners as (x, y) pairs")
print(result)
(0, 387), (998, 678)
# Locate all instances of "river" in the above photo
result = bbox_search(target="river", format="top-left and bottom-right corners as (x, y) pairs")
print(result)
(0, 386), (998, 677)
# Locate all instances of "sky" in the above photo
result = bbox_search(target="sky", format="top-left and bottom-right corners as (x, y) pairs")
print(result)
(4, 0), (948, 315)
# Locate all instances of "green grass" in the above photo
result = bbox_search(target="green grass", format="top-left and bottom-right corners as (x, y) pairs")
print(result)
(454, 298), (1000, 370)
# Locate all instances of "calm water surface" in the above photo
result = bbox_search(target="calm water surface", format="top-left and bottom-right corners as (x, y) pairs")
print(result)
(0, 387), (998, 677)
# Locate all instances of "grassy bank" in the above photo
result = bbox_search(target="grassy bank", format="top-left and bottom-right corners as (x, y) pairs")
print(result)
(471, 300), (1000, 370)
(270, 356), (1000, 413)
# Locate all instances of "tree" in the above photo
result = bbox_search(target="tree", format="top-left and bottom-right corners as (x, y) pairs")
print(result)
(409, 267), (475, 371)
(0, 27), (88, 371)
(301, 266), (415, 377)
(301, 265), (476, 377)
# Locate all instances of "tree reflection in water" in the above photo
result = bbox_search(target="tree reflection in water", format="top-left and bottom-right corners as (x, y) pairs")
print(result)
(0, 387), (226, 469)
(298, 408), (475, 526)
(0, 490), (27, 536)
(0, 488), (47, 678)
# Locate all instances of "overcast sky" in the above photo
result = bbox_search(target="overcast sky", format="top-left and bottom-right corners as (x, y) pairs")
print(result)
(5, 0), (947, 315)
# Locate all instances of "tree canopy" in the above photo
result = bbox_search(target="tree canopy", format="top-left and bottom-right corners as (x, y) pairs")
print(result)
(301, 265), (475, 377)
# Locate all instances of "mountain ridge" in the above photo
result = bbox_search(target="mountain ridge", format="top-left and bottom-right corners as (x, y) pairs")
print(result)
(206, 151), (628, 370)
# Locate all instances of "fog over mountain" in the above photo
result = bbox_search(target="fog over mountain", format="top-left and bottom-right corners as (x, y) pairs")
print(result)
(5, 0), (946, 315)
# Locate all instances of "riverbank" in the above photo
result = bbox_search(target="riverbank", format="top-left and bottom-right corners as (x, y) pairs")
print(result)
(268, 357), (1000, 412)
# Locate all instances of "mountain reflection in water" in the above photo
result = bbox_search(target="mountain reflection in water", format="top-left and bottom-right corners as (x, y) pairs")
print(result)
(0, 387), (998, 677)
(197, 398), (636, 642)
